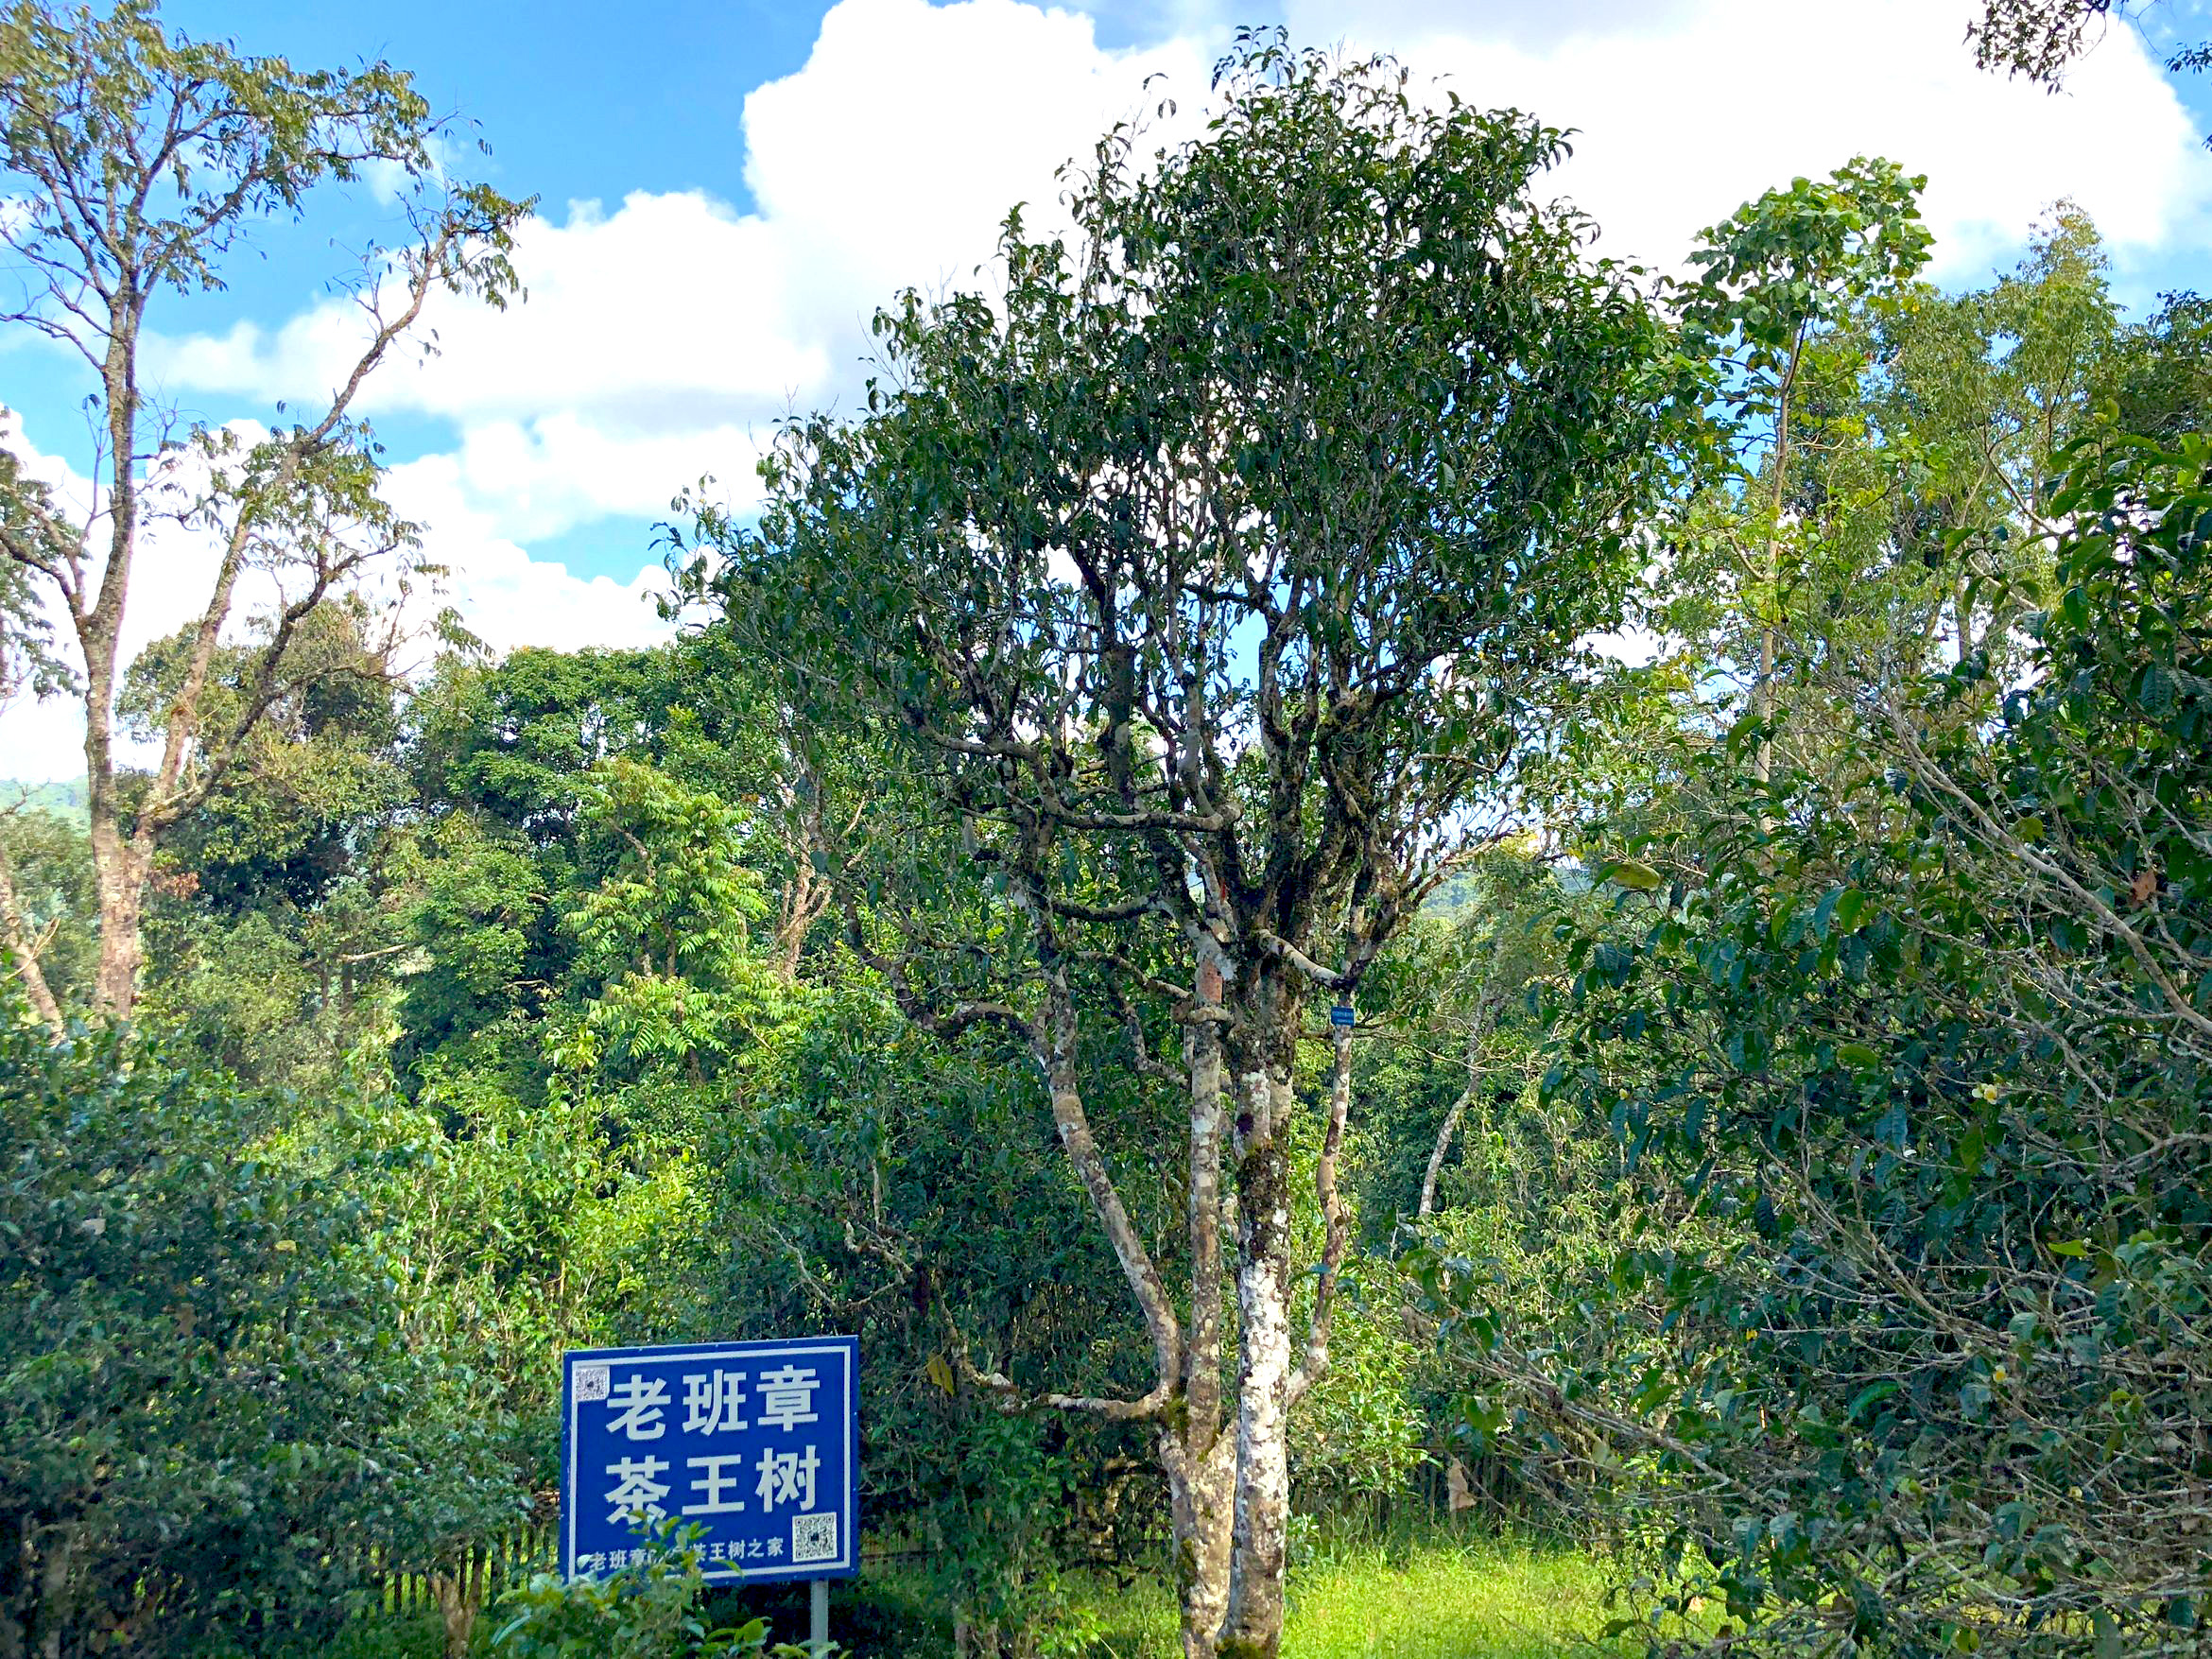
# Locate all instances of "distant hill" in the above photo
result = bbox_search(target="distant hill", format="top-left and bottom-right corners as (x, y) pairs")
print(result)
(1426, 868), (1479, 914)
(1, 777), (89, 824)
(1421, 855), (1595, 917)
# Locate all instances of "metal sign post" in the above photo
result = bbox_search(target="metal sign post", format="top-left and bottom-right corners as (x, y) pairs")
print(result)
(559, 1334), (859, 1637)
(810, 1578), (829, 1654)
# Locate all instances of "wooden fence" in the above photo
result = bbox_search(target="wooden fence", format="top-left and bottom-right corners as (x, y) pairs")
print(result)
(367, 1522), (557, 1617)
(367, 1456), (1501, 1619)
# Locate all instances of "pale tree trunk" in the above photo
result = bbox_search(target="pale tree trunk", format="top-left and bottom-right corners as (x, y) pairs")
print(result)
(430, 1559), (483, 1659)
(88, 823), (149, 1019)
(1216, 974), (1359, 1659)
(78, 308), (147, 1021)
(1021, 995), (1240, 1652)
(0, 842), (64, 1037)
(1166, 1434), (1236, 1659)
(34, 1530), (69, 1659)
(1418, 1082), (1473, 1219)
(1169, 992), (1234, 1656)
(1293, 1023), (1354, 1393)
(956, 877), (1361, 1659)
(769, 758), (842, 980)
(1420, 1016), (1491, 1218)
(959, 923), (1247, 1655)
(82, 412), (265, 1020)
(1218, 1056), (1297, 1659)
(772, 855), (825, 980)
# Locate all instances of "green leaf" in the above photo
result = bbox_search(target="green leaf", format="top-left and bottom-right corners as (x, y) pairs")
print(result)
(1609, 859), (1665, 892)
(1846, 1380), (1897, 1422)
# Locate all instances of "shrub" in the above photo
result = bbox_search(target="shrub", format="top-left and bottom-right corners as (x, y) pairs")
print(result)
(0, 1003), (516, 1657)
(489, 1522), (812, 1659)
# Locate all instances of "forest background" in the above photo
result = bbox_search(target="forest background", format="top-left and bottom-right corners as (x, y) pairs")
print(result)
(3, 2), (2211, 1658)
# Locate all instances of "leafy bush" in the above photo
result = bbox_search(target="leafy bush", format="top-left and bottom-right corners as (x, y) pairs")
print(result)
(0, 1004), (517, 1657)
(1466, 431), (2212, 1655)
(490, 1522), (813, 1659)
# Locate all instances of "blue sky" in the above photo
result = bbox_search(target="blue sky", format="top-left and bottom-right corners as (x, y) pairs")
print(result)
(5, 0), (2211, 778)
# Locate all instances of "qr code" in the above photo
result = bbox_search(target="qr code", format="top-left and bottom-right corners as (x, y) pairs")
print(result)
(574, 1363), (610, 1404)
(790, 1512), (838, 1564)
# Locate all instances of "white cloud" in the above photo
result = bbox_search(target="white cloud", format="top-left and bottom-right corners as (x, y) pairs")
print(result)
(9, 0), (1201, 778)
(14, 0), (2210, 789)
(147, 190), (821, 436)
(377, 442), (678, 658)
(428, 533), (672, 659)
(0, 408), (674, 783)
(739, 0), (1205, 325)
(1284, 0), (2212, 281)
(139, 0), (2212, 545)
(142, 0), (1209, 543)
(381, 416), (765, 545)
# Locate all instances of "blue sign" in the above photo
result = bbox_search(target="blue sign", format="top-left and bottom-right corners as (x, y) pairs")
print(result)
(1329, 1003), (1356, 1028)
(562, 1337), (859, 1585)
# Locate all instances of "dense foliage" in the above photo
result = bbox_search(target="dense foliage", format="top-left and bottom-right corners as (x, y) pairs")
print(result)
(1, 5), (2207, 1657)
(0, 1007), (516, 1657)
(672, 33), (1673, 1657)
(1428, 295), (2212, 1659)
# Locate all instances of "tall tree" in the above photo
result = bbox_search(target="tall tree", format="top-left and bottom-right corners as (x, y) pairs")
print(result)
(1668, 157), (1931, 791)
(0, 0), (527, 1021)
(1431, 184), (2206, 1654)
(125, 601), (414, 1085)
(681, 35), (1667, 1656)
(1506, 426), (2212, 1658)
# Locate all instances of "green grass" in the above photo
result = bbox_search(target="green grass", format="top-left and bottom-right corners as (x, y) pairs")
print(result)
(1036, 1529), (1625, 1659)
(317, 1527), (1628, 1657)
(1284, 1533), (1626, 1659)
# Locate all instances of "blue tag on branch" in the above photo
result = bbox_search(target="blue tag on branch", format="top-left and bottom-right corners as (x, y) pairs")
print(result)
(1330, 1004), (1356, 1028)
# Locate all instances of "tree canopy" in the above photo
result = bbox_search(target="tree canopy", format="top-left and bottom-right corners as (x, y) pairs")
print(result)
(1, 7), (2207, 1659)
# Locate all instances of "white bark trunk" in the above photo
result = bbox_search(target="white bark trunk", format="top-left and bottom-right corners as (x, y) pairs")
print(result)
(1420, 1023), (1486, 1218)
(1219, 1064), (1296, 1659)
(1169, 951), (1236, 1656)
(1221, 1255), (1292, 1657)
(1167, 1434), (1235, 1659)
(1418, 1084), (1472, 1218)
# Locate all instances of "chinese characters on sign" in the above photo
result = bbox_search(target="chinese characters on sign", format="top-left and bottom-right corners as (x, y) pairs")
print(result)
(562, 1338), (858, 1585)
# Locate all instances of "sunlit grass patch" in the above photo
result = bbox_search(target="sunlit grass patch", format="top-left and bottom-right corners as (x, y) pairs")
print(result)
(317, 1528), (1628, 1656)
(1055, 1528), (1627, 1659)
(1284, 1533), (1625, 1659)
